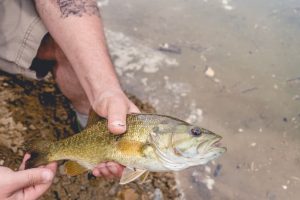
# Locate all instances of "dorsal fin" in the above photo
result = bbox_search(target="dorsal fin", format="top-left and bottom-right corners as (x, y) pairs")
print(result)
(86, 109), (106, 128)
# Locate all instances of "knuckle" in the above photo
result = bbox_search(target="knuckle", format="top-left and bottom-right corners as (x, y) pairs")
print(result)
(27, 173), (37, 186)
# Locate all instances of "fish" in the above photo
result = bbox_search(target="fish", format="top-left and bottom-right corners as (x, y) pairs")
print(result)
(25, 111), (226, 184)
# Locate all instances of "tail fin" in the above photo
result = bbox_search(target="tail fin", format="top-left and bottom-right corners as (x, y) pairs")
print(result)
(25, 140), (52, 169)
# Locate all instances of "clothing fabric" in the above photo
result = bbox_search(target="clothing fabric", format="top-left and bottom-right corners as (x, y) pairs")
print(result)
(0, 0), (47, 79)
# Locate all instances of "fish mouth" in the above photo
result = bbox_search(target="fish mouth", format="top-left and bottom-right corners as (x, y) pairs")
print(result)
(197, 135), (226, 153)
(211, 136), (222, 147)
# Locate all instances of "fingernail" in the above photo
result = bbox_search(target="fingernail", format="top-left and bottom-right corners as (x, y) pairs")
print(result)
(42, 170), (54, 183)
(112, 121), (125, 127)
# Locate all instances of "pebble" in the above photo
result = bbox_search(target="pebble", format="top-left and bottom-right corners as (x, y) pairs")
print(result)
(238, 128), (244, 133)
(292, 95), (300, 100)
(158, 43), (181, 54)
(203, 176), (215, 190)
(29, 124), (36, 130)
(108, 183), (119, 196)
(205, 67), (215, 77)
(205, 166), (211, 173)
(251, 142), (257, 147)
(283, 117), (288, 122)
(200, 55), (207, 62)
(0, 159), (4, 165)
(282, 185), (288, 190)
(119, 188), (139, 200)
(153, 188), (164, 200)
(53, 177), (60, 184)
(214, 78), (220, 83)
(213, 164), (222, 177)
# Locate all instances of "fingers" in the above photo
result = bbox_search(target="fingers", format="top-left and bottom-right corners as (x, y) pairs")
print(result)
(19, 153), (31, 170)
(92, 162), (124, 178)
(12, 168), (54, 192)
(106, 162), (124, 177)
(128, 102), (141, 114)
(45, 162), (58, 173)
(106, 98), (141, 134)
(107, 99), (128, 135)
(17, 162), (57, 200)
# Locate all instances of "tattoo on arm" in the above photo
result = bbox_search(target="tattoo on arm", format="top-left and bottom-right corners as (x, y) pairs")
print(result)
(57, 0), (100, 18)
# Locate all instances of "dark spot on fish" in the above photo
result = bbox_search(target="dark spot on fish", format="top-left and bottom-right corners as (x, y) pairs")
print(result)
(152, 126), (159, 133)
(115, 135), (122, 142)
(173, 148), (182, 156)
(191, 127), (202, 137)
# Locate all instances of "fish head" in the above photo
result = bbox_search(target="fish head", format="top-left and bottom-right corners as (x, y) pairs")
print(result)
(150, 123), (226, 170)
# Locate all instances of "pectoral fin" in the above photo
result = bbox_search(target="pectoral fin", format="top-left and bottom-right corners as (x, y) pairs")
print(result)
(120, 167), (147, 184)
(64, 161), (88, 176)
(141, 171), (150, 183)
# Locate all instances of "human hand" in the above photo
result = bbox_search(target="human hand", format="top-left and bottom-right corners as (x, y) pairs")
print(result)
(0, 154), (57, 200)
(91, 88), (140, 134)
(91, 88), (140, 178)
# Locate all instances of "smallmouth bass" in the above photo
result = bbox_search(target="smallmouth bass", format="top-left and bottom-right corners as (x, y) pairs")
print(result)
(25, 111), (226, 184)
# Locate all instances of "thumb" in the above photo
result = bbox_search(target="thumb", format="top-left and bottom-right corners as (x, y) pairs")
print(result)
(11, 168), (54, 191)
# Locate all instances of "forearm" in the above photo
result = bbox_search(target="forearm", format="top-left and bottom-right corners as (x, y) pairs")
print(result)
(34, 0), (121, 103)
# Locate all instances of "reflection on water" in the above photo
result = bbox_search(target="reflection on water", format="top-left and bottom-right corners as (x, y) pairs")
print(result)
(100, 0), (300, 199)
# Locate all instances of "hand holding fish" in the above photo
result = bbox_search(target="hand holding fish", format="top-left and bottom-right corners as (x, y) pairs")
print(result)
(0, 154), (57, 200)
(89, 89), (140, 178)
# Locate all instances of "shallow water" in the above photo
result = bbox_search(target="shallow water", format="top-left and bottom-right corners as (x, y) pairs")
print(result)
(100, 0), (300, 199)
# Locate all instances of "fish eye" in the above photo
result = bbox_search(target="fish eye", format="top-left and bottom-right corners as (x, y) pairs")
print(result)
(190, 127), (202, 137)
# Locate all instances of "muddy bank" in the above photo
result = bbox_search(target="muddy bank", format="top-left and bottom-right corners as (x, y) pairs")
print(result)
(0, 71), (181, 200)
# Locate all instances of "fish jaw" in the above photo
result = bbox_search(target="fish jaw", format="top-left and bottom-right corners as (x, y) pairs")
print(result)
(148, 126), (226, 171)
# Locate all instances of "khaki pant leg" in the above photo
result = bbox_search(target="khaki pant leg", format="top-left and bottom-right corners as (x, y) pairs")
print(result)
(0, 0), (47, 79)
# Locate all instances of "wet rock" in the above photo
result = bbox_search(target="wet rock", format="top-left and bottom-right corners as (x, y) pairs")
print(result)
(213, 164), (222, 177)
(153, 188), (164, 200)
(283, 117), (288, 122)
(118, 188), (139, 200)
(158, 43), (182, 54)
(108, 182), (119, 196)
(204, 67), (215, 77)
(38, 92), (56, 106)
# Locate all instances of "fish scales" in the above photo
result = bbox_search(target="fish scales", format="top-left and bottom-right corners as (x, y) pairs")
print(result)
(25, 113), (226, 184)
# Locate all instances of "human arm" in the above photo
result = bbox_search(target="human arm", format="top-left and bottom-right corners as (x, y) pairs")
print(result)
(33, 0), (139, 134)
(33, 0), (140, 178)
(0, 154), (56, 200)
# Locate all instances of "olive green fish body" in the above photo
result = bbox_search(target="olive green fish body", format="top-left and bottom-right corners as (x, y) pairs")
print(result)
(46, 114), (180, 171)
(26, 113), (226, 184)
